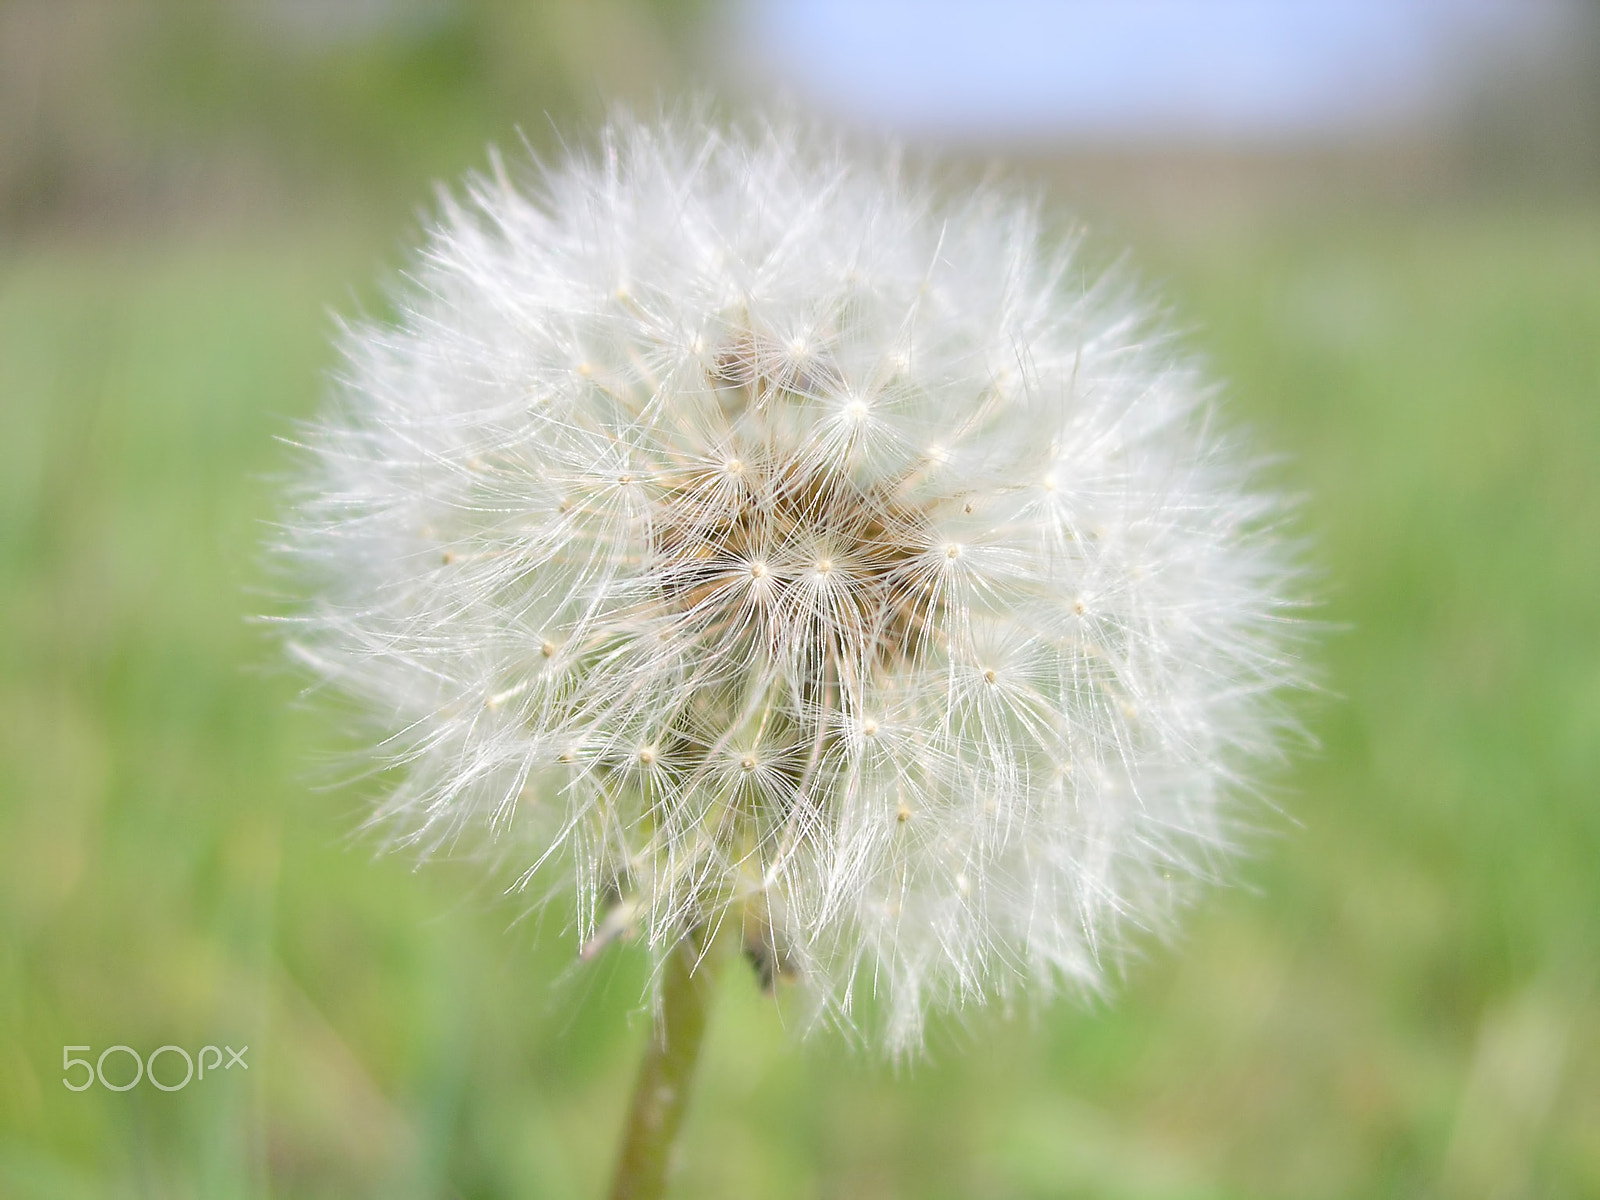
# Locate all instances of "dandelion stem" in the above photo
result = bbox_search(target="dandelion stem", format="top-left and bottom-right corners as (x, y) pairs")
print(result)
(607, 928), (723, 1200)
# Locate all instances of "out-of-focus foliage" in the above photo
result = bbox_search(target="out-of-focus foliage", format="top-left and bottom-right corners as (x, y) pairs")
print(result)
(0, 0), (706, 232)
(3, 198), (1597, 1200)
(1453, 0), (1600, 192)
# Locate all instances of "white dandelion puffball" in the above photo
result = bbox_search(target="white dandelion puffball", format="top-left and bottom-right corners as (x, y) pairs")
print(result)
(284, 114), (1305, 1052)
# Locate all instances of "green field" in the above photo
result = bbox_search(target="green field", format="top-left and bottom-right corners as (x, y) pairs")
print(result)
(2, 205), (1597, 1198)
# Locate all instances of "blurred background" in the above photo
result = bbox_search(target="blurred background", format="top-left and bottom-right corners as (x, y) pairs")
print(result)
(2, 1), (1598, 1197)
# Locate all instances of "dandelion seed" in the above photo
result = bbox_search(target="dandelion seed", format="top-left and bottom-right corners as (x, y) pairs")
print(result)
(278, 111), (1309, 1059)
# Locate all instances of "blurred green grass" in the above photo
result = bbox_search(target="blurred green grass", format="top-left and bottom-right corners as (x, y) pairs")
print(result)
(1, 203), (1598, 1200)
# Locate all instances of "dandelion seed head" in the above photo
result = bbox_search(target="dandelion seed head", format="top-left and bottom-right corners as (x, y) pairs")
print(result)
(280, 112), (1309, 1054)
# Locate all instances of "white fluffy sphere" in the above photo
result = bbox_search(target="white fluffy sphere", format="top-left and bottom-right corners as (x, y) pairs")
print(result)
(282, 114), (1306, 1052)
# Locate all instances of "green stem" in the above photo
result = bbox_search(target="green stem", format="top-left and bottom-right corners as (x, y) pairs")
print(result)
(607, 929), (723, 1200)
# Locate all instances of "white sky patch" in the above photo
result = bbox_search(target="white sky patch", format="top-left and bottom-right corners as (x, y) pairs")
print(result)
(735, 0), (1575, 144)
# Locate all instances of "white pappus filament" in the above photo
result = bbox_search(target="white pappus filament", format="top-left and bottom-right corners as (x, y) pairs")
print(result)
(280, 112), (1309, 1053)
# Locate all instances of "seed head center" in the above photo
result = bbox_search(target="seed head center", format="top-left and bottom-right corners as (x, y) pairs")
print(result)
(646, 346), (948, 684)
